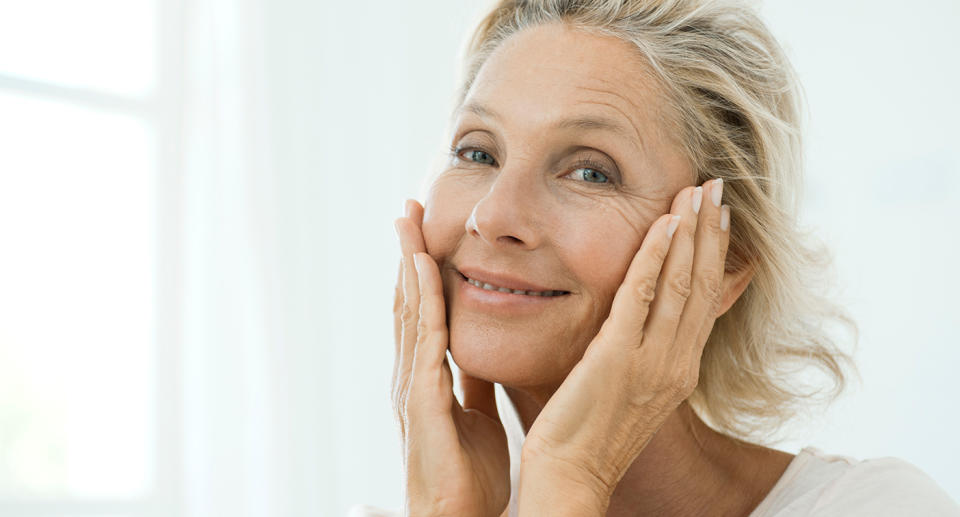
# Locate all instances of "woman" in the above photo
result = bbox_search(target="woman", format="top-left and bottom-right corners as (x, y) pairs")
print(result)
(368, 0), (960, 515)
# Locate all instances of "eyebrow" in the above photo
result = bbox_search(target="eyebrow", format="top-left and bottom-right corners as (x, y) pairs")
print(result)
(458, 101), (640, 147)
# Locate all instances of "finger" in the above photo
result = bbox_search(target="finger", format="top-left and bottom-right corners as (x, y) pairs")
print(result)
(640, 186), (699, 350)
(460, 369), (499, 421)
(672, 179), (725, 368)
(407, 252), (453, 419)
(695, 203), (732, 346)
(394, 257), (403, 359)
(394, 200), (429, 436)
(392, 256), (405, 415)
(412, 252), (450, 376)
(406, 198), (425, 228)
(718, 204), (731, 278)
(444, 355), (463, 413)
(396, 216), (428, 380)
(596, 212), (679, 348)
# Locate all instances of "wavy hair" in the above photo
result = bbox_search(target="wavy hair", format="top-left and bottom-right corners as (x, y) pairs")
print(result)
(454, 0), (860, 444)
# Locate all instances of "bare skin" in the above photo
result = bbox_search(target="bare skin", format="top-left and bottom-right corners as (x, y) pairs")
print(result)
(393, 22), (795, 516)
(506, 387), (795, 516)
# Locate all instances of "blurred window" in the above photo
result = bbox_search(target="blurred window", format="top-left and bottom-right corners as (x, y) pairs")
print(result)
(0, 1), (162, 514)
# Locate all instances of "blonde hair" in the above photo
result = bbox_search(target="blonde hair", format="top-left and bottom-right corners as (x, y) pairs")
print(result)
(456, 0), (859, 444)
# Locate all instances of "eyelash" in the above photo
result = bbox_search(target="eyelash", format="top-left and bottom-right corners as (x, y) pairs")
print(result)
(449, 145), (617, 187)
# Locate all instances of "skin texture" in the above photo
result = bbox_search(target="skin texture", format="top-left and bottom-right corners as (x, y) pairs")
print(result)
(424, 25), (688, 397)
(393, 23), (795, 516)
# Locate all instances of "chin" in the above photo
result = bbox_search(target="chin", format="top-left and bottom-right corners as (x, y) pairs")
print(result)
(447, 316), (579, 390)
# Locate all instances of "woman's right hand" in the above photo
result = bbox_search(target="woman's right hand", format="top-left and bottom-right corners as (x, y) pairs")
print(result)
(392, 199), (511, 517)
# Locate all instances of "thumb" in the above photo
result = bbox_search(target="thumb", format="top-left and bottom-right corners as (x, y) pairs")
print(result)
(459, 370), (500, 421)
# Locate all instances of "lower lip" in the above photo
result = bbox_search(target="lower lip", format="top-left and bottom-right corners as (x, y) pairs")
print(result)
(454, 272), (570, 315)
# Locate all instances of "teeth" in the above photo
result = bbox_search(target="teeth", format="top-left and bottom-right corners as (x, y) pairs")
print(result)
(466, 277), (565, 297)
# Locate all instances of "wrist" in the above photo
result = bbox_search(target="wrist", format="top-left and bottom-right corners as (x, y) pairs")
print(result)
(517, 458), (612, 516)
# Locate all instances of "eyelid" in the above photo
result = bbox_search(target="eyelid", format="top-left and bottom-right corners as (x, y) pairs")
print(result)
(451, 128), (501, 158)
(567, 153), (621, 185)
(451, 144), (621, 186)
(450, 144), (498, 166)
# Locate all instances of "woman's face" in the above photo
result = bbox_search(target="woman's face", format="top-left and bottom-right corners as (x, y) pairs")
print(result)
(422, 23), (694, 393)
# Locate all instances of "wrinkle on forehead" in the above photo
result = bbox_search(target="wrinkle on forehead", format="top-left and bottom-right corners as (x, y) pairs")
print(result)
(569, 62), (673, 149)
(455, 22), (694, 190)
(571, 93), (647, 155)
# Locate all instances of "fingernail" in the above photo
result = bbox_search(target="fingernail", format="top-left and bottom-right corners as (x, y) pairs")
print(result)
(403, 199), (411, 218)
(667, 215), (681, 238)
(712, 178), (723, 207)
(692, 186), (703, 214)
(720, 205), (730, 231)
(413, 253), (423, 273)
(394, 219), (402, 241)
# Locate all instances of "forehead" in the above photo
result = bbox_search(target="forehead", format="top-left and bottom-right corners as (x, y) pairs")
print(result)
(457, 23), (671, 150)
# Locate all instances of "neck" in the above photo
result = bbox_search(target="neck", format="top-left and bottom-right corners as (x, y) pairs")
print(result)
(503, 386), (794, 517)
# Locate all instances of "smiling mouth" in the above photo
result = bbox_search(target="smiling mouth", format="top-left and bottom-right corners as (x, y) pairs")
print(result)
(457, 272), (570, 297)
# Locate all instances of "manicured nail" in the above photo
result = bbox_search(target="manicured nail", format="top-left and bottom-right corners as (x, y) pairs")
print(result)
(394, 219), (402, 242)
(712, 178), (723, 207)
(667, 215), (681, 238)
(403, 199), (411, 218)
(720, 205), (730, 231)
(692, 186), (703, 214)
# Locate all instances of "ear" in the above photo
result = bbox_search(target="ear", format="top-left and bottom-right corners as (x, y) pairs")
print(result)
(717, 264), (754, 317)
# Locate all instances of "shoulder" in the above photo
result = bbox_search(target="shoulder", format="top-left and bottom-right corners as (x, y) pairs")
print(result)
(345, 504), (400, 517)
(752, 447), (960, 517)
(813, 453), (959, 516)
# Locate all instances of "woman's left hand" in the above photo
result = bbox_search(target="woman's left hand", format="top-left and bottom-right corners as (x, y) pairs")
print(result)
(518, 180), (732, 515)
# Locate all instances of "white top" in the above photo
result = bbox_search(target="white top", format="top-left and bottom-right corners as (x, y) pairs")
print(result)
(347, 446), (960, 516)
(748, 446), (960, 516)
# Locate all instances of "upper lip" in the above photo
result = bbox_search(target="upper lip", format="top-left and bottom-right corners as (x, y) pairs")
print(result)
(456, 265), (568, 293)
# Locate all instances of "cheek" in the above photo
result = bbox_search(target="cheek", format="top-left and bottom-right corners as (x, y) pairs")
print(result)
(558, 221), (643, 310)
(421, 176), (477, 264)
(420, 216), (453, 261)
(559, 198), (655, 289)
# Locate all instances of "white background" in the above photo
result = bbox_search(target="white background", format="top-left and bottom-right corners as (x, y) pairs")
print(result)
(0, 1), (956, 515)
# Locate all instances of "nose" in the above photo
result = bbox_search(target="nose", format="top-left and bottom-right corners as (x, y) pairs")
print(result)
(465, 163), (542, 250)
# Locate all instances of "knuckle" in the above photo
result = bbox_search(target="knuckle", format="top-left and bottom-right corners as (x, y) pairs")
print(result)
(396, 407), (408, 436)
(632, 276), (658, 306)
(391, 390), (405, 422)
(702, 210), (722, 235)
(416, 314), (438, 337)
(667, 271), (693, 299)
(396, 387), (410, 415)
(400, 304), (417, 328)
(695, 273), (723, 309)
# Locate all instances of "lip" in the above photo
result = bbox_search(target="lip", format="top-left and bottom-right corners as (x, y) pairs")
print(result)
(456, 266), (568, 293)
(453, 271), (570, 315)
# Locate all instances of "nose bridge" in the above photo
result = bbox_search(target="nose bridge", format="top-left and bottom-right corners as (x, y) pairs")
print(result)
(467, 157), (541, 248)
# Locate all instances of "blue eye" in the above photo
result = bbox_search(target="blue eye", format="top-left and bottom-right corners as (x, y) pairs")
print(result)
(571, 167), (609, 184)
(451, 145), (617, 187)
(465, 149), (495, 165)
